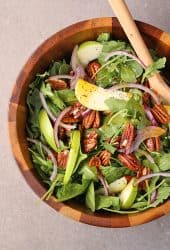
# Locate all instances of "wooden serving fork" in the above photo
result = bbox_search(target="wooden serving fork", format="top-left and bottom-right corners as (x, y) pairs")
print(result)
(108, 0), (170, 104)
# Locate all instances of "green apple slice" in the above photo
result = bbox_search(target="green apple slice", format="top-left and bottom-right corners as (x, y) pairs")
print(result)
(96, 177), (127, 195)
(119, 178), (138, 209)
(39, 109), (57, 151)
(77, 41), (103, 66)
(75, 79), (132, 111)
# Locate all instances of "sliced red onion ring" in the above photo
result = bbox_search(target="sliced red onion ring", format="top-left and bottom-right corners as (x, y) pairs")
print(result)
(127, 126), (165, 154)
(59, 122), (76, 130)
(54, 107), (72, 147)
(135, 172), (170, 186)
(40, 91), (75, 130)
(70, 45), (81, 71)
(27, 138), (58, 181)
(96, 167), (109, 196)
(39, 92), (56, 122)
(144, 103), (158, 126)
(137, 149), (155, 164)
(70, 65), (86, 89)
(47, 75), (73, 82)
(110, 83), (160, 104)
(104, 50), (146, 69)
(150, 190), (158, 204)
(81, 109), (91, 118)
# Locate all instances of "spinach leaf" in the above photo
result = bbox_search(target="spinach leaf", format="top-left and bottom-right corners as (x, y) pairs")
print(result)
(105, 97), (128, 113)
(101, 166), (133, 184)
(126, 60), (143, 78)
(150, 184), (170, 207)
(41, 83), (65, 110)
(56, 179), (90, 201)
(57, 89), (77, 105)
(85, 182), (95, 212)
(49, 60), (71, 76)
(142, 57), (166, 82)
(73, 147), (87, 173)
(157, 153), (170, 171)
(95, 195), (120, 210)
(125, 96), (149, 128)
(101, 142), (116, 154)
(120, 64), (137, 82)
(79, 165), (98, 181)
(99, 110), (128, 139)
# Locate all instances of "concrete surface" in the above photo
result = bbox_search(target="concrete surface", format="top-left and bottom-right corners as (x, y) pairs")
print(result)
(0, 0), (170, 249)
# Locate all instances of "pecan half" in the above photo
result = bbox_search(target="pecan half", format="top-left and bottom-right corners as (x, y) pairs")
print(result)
(56, 150), (69, 169)
(99, 150), (111, 166)
(151, 104), (170, 124)
(82, 110), (100, 129)
(58, 126), (71, 140)
(62, 102), (86, 123)
(87, 61), (101, 80)
(48, 77), (67, 90)
(93, 111), (100, 128)
(145, 137), (160, 152)
(83, 130), (98, 153)
(120, 123), (135, 153)
(89, 156), (101, 167)
(118, 153), (141, 171)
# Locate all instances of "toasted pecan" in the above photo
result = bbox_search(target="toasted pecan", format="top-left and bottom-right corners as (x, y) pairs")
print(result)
(83, 130), (98, 153)
(120, 123), (135, 153)
(151, 104), (170, 124)
(87, 61), (101, 80)
(82, 111), (100, 129)
(118, 153), (141, 171)
(145, 137), (160, 152)
(48, 77), (68, 90)
(99, 150), (111, 166)
(89, 156), (101, 167)
(56, 150), (69, 169)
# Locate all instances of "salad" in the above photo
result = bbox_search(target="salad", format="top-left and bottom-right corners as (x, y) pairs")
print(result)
(27, 33), (170, 213)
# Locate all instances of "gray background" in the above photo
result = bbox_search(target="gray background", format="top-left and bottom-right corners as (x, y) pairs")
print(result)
(0, 0), (170, 249)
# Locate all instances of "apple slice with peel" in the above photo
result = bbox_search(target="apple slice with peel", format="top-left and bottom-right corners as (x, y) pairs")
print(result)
(119, 178), (138, 209)
(75, 79), (132, 111)
(96, 177), (128, 195)
(77, 41), (103, 66)
(39, 109), (58, 151)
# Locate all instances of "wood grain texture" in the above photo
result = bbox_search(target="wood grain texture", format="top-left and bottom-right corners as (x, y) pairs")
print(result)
(8, 17), (170, 228)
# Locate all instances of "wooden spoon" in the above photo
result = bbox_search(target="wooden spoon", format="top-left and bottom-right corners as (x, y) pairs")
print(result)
(108, 0), (170, 104)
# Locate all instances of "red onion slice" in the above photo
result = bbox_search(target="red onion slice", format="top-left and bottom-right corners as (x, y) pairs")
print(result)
(110, 83), (160, 104)
(81, 109), (91, 117)
(135, 172), (170, 186)
(70, 45), (81, 71)
(39, 92), (56, 122)
(150, 190), (158, 204)
(96, 167), (109, 196)
(40, 91), (76, 130)
(59, 122), (76, 130)
(144, 104), (158, 126)
(104, 50), (146, 69)
(127, 126), (165, 154)
(27, 138), (58, 181)
(54, 107), (72, 147)
(47, 75), (73, 82)
(70, 65), (86, 89)
(137, 149), (155, 164)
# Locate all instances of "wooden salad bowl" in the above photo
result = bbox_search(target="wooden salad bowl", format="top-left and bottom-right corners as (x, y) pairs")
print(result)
(8, 17), (170, 227)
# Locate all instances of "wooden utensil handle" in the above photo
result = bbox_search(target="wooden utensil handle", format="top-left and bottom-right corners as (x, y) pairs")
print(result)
(108, 0), (170, 104)
(108, 0), (153, 66)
